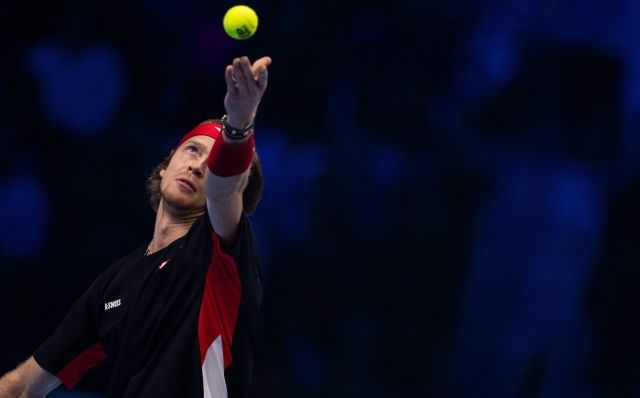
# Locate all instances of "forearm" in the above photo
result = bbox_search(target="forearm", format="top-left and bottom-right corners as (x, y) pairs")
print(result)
(0, 369), (29, 398)
(204, 131), (254, 245)
(208, 55), (268, 243)
(205, 133), (254, 199)
(0, 358), (60, 398)
(204, 172), (246, 248)
(206, 169), (249, 200)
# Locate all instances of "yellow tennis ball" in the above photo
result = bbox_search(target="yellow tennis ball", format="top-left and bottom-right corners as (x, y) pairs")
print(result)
(223, 5), (258, 40)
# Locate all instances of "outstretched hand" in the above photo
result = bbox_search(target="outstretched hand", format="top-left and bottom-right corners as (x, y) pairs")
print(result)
(224, 56), (271, 130)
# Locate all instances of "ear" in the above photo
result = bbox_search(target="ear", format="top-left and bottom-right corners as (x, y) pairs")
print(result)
(160, 168), (165, 177)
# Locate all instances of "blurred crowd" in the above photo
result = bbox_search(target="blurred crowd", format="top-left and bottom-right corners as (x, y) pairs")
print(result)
(1, 0), (639, 397)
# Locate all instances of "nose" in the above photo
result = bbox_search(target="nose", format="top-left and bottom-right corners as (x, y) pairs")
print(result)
(189, 158), (206, 177)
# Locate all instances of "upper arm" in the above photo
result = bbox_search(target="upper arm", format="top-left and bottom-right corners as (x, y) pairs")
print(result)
(0, 357), (61, 398)
(205, 168), (250, 247)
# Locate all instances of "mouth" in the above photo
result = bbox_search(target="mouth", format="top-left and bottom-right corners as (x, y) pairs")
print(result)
(177, 178), (196, 192)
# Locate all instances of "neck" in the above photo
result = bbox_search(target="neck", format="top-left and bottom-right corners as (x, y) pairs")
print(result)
(148, 199), (203, 254)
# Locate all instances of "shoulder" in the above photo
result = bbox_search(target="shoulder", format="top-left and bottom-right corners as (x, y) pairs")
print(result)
(183, 206), (251, 252)
(179, 212), (215, 259)
(102, 245), (146, 279)
(81, 245), (147, 300)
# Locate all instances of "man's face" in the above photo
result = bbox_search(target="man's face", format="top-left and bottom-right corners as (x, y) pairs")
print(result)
(159, 135), (215, 215)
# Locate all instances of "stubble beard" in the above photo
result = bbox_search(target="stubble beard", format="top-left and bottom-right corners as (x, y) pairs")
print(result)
(160, 185), (205, 221)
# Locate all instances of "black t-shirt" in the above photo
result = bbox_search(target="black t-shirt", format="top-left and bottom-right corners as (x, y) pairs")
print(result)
(33, 210), (262, 398)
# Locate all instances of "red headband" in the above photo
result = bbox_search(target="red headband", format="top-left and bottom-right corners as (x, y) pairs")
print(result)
(177, 123), (222, 148)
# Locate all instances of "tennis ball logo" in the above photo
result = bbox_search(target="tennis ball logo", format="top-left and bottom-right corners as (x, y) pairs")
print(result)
(223, 5), (258, 40)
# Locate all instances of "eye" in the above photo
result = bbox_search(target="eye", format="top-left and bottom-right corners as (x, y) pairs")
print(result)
(184, 145), (201, 156)
(180, 144), (202, 160)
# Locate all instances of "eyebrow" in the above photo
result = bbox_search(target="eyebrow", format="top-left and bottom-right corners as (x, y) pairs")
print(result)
(183, 140), (208, 152)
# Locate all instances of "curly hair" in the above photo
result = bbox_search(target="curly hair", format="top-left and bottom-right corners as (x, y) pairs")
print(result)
(146, 121), (263, 215)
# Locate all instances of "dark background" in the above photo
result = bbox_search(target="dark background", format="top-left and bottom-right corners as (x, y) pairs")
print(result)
(1, 0), (639, 397)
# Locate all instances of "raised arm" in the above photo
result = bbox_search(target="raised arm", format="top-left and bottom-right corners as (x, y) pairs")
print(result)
(205, 56), (270, 247)
(0, 357), (60, 398)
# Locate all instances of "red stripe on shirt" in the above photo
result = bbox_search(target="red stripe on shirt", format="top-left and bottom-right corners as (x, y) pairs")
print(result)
(56, 342), (107, 389)
(198, 232), (242, 368)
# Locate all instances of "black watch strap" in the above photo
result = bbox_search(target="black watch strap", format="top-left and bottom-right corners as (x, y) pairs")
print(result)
(221, 114), (254, 140)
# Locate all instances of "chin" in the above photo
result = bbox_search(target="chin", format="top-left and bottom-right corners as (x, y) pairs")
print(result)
(161, 189), (205, 214)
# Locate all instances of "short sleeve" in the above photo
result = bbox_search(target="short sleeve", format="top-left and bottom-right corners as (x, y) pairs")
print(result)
(33, 272), (109, 389)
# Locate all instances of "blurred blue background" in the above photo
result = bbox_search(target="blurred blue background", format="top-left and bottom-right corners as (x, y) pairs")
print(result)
(1, 0), (639, 397)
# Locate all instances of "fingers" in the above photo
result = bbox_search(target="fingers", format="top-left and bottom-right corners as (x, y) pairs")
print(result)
(233, 57), (251, 96)
(224, 65), (237, 95)
(257, 65), (268, 89)
(227, 56), (271, 96)
(241, 58), (258, 95)
(252, 57), (272, 71)
(224, 56), (270, 127)
(252, 57), (271, 89)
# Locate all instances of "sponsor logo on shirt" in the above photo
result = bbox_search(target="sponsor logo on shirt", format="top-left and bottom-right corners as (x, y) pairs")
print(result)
(105, 299), (121, 310)
(159, 259), (171, 269)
